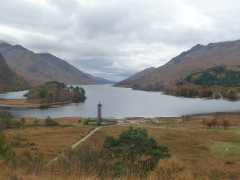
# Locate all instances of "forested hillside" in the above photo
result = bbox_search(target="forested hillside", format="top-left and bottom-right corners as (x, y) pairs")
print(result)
(185, 66), (240, 87)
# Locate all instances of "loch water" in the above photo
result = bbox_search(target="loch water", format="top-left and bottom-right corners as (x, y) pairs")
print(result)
(1, 85), (240, 118)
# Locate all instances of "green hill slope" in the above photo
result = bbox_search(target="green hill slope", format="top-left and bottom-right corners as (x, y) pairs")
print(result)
(185, 66), (240, 87)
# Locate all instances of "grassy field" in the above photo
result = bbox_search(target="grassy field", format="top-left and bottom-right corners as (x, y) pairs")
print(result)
(2, 115), (240, 179)
(80, 115), (240, 179)
(4, 123), (93, 158)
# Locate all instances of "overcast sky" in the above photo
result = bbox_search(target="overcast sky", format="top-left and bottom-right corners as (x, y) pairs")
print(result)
(0, 0), (240, 81)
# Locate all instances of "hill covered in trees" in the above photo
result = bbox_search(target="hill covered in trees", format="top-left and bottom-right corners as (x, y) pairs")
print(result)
(171, 66), (240, 100)
(185, 66), (240, 87)
(24, 81), (86, 104)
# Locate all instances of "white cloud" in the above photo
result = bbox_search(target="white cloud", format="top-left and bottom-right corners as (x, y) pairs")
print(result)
(0, 0), (240, 81)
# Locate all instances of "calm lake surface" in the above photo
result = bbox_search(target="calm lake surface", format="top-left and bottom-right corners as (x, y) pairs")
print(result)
(1, 85), (240, 118)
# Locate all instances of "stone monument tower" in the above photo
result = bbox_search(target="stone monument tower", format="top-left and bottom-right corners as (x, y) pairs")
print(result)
(97, 102), (102, 125)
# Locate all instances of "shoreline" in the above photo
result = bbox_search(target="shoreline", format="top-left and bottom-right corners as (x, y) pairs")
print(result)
(115, 85), (240, 101)
(0, 99), (74, 107)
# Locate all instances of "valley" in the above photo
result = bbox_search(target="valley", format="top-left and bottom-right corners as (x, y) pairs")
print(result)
(1, 1), (240, 179)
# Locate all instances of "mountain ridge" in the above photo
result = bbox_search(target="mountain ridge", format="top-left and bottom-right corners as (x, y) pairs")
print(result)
(0, 42), (98, 86)
(116, 39), (240, 89)
(115, 67), (156, 87)
(84, 73), (116, 84)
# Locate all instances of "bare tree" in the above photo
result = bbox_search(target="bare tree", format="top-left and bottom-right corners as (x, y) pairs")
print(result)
(222, 120), (230, 130)
(211, 118), (218, 129)
(202, 118), (207, 127)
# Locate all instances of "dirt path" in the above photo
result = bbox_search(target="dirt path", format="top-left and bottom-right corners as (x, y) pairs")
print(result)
(49, 126), (102, 164)
(71, 126), (102, 149)
(49, 119), (136, 165)
(71, 119), (130, 149)
(49, 122), (123, 164)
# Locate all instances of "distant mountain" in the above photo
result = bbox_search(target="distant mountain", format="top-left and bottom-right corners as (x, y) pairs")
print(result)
(85, 73), (116, 84)
(116, 39), (240, 89)
(0, 52), (29, 92)
(0, 42), (98, 86)
(115, 67), (156, 87)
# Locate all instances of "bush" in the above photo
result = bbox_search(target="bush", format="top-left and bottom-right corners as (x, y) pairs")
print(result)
(20, 118), (26, 128)
(45, 116), (59, 126)
(175, 87), (199, 97)
(225, 88), (237, 100)
(103, 126), (170, 177)
(132, 84), (142, 90)
(33, 119), (39, 126)
(202, 118), (207, 127)
(0, 111), (12, 130)
(83, 121), (89, 125)
(150, 158), (194, 180)
(200, 88), (213, 98)
(222, 120), (230, 130)
(0, 133), (13, 160)
(214, 91), (221, 99)
(144, 83), (165, 91)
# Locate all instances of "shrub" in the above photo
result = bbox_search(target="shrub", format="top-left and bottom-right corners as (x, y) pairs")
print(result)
(222, 120), (230, 130)
(0, 133), (13, 160)
(211, 118), (218, 128)
(103, 126), (170, 177)
(0, 111), (12, 130)
(83, 121), (89, 125)
(150, 158), (194, 180)
(200, 88), (213, 98)
(20, 118), (26, 128)
(45, 116), (59, 126)
(132, 84), (142, 90)
(225, 88), (237, 100)
(176, 87), (199, 97)
(33, 119), (39, 126)
(214, 91), (221, 99)
(202, 118), (207, 127)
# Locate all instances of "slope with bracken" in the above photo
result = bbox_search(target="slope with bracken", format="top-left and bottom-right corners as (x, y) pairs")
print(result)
(0, 42), (98, 86)
(0, 52), (29, 92)
(116, 39), (240, 90)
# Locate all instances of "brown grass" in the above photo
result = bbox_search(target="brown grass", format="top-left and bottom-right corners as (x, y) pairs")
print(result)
(149, 158), (194, 180)
(3, 114), (240, 179)
(0, 99), (30, 105)
(3, 125), (93, 159)
(0, 99), (74, 106)
(80, 115), (240, 179)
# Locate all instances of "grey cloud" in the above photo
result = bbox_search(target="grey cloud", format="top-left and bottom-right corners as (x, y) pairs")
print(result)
(0, 0), (240, 81)
(69, 58), (134, 81)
